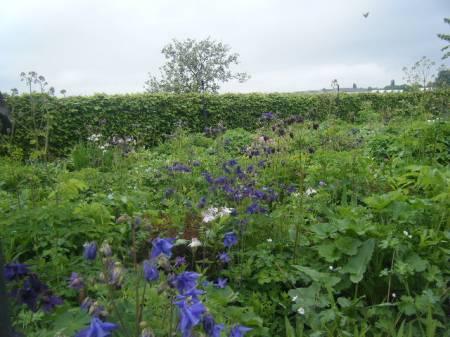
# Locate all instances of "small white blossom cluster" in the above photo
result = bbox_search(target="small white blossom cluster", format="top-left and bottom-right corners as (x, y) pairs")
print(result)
(188, 237), (202, 248)
(427, 118), (441, 123)
(291, 296), (305, 315)
(99, 143), (111, 151)
(403, 230), (413, 239)
(111, 136), (136, 145)
(87, 133), (102, 142)
(202, 207), (234, 223)
(305, 187), (317, 196)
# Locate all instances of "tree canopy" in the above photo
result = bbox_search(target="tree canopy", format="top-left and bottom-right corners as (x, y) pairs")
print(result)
(145, 38), (249, 93)
(437, 17), (450, 59)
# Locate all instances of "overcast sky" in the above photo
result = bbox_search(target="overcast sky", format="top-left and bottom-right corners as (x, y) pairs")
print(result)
(0, 0), (449, 95)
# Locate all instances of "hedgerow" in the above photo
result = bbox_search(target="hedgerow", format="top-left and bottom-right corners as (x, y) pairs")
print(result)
(3, 90), (449, 157)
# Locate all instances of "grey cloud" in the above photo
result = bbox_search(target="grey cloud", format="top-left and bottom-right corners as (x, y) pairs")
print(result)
(0, 0), (448, 95)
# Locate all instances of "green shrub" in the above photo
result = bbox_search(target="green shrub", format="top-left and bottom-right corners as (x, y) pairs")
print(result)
(3, 91), (449, 158)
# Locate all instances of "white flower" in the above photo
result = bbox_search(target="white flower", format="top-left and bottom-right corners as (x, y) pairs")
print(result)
(305, 188), (317, 196)
(403, 230), (412, 238)
(87, 133), (101, 142)
(292, 296), (298, 302)
(392, 292), (396, 298)
(297, 307), (305, 315)
(329, 266), (334, 271)
(267, 238), (273, 243)
(189, 237), (202, 248)
(202, 207), (234, 223)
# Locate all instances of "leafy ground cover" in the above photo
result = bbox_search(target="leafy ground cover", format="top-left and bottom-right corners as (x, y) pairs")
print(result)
(0, 109), (449, 337)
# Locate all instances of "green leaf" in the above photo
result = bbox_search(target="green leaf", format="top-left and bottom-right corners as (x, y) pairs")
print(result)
(317, 242), (341, 262)
(294, 266), (340, 287)
(335, 236), (362, 256)
(285, 316), (296, 337)
(342, 238), (375, 283)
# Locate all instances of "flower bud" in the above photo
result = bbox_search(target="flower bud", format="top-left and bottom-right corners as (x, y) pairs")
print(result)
(100, 241), (112, 257)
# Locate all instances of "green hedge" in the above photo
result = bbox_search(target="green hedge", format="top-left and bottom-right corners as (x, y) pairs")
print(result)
(2, 91), (449, 157)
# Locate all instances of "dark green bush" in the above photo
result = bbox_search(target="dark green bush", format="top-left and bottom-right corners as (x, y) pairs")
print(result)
(3, 90), (449, 157)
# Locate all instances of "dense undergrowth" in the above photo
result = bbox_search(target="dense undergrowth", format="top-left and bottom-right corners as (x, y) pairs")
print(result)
(0, 108), (449, 337)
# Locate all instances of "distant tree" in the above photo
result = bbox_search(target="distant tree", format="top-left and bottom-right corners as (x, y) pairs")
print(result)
(390, 79), (395, 88)
(437, 17), (450, 59)
(145, 37), (249, 94)
(434, 66), (450, 88)
(331, 79), (340, 93)
(352, 83), (357, 89)
(402, 56), (436, 90)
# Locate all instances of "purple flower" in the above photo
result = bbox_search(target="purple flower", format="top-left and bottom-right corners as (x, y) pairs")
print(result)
(175, 298), (206, 337)
(151, 237), (175, 259)
(230, 325), (253, 337)
(143, 260), (159, 282)
(214, 176), (228, 185)
(173, 271), (200, 294)
(197, 196), (207, 209)
(4, 263), (29, 281)
(167, 162), (191, 173)
(223, 232), (238, 248)
(41, 294), (63, 312)
(83, 242), (97, 260)
(214, 278), (227, 289)
(16, 275), (46, 311)
(69, 272), (84, 290)
(202, 171), (214, 184)
(246, 202), (267, 214)
(203, 315), (225, 337)
(261, 111), (275, 121)
(75, 317), (119, 337)
(227, 159), (238, 166)
(218, 252), (231, 263)
(81, 298), (107, 317)
(164, 188), (176, 198)
(175, 256), (187, 267)
(286, 185), (297, 194)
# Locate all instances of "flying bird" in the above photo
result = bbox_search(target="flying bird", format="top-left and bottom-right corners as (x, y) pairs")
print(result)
(363, 12), (370, 18)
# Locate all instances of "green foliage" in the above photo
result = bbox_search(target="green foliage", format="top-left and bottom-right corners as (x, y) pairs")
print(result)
(2, 91), (449, 158)
(145, 37), (249, 93)
(1, 108), (449, 336)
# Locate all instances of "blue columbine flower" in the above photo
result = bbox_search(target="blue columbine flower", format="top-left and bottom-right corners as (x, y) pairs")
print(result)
(69, 272), (84, 290)
(223, 232), (238, 248)
(214, 278), (227, 289)
(175, 256), (187, 267)
(203, 315), (225, 337)
(75, 317), (119, 337)
(150, 237), (175, 259)
(230, 325), (253, 337)
(197, 196), (207, 209)
(41, 294), (63, 312)
(175, 298), (206, 337)
(143, 260), (159, 281)
(227, 159), (238, 166)
(218, 252), (231, 263)
(4, 263), (30, 281)
(173, 271), (200, 294)
(246, 202), (268, 214)
(83, 242), (97, 260)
